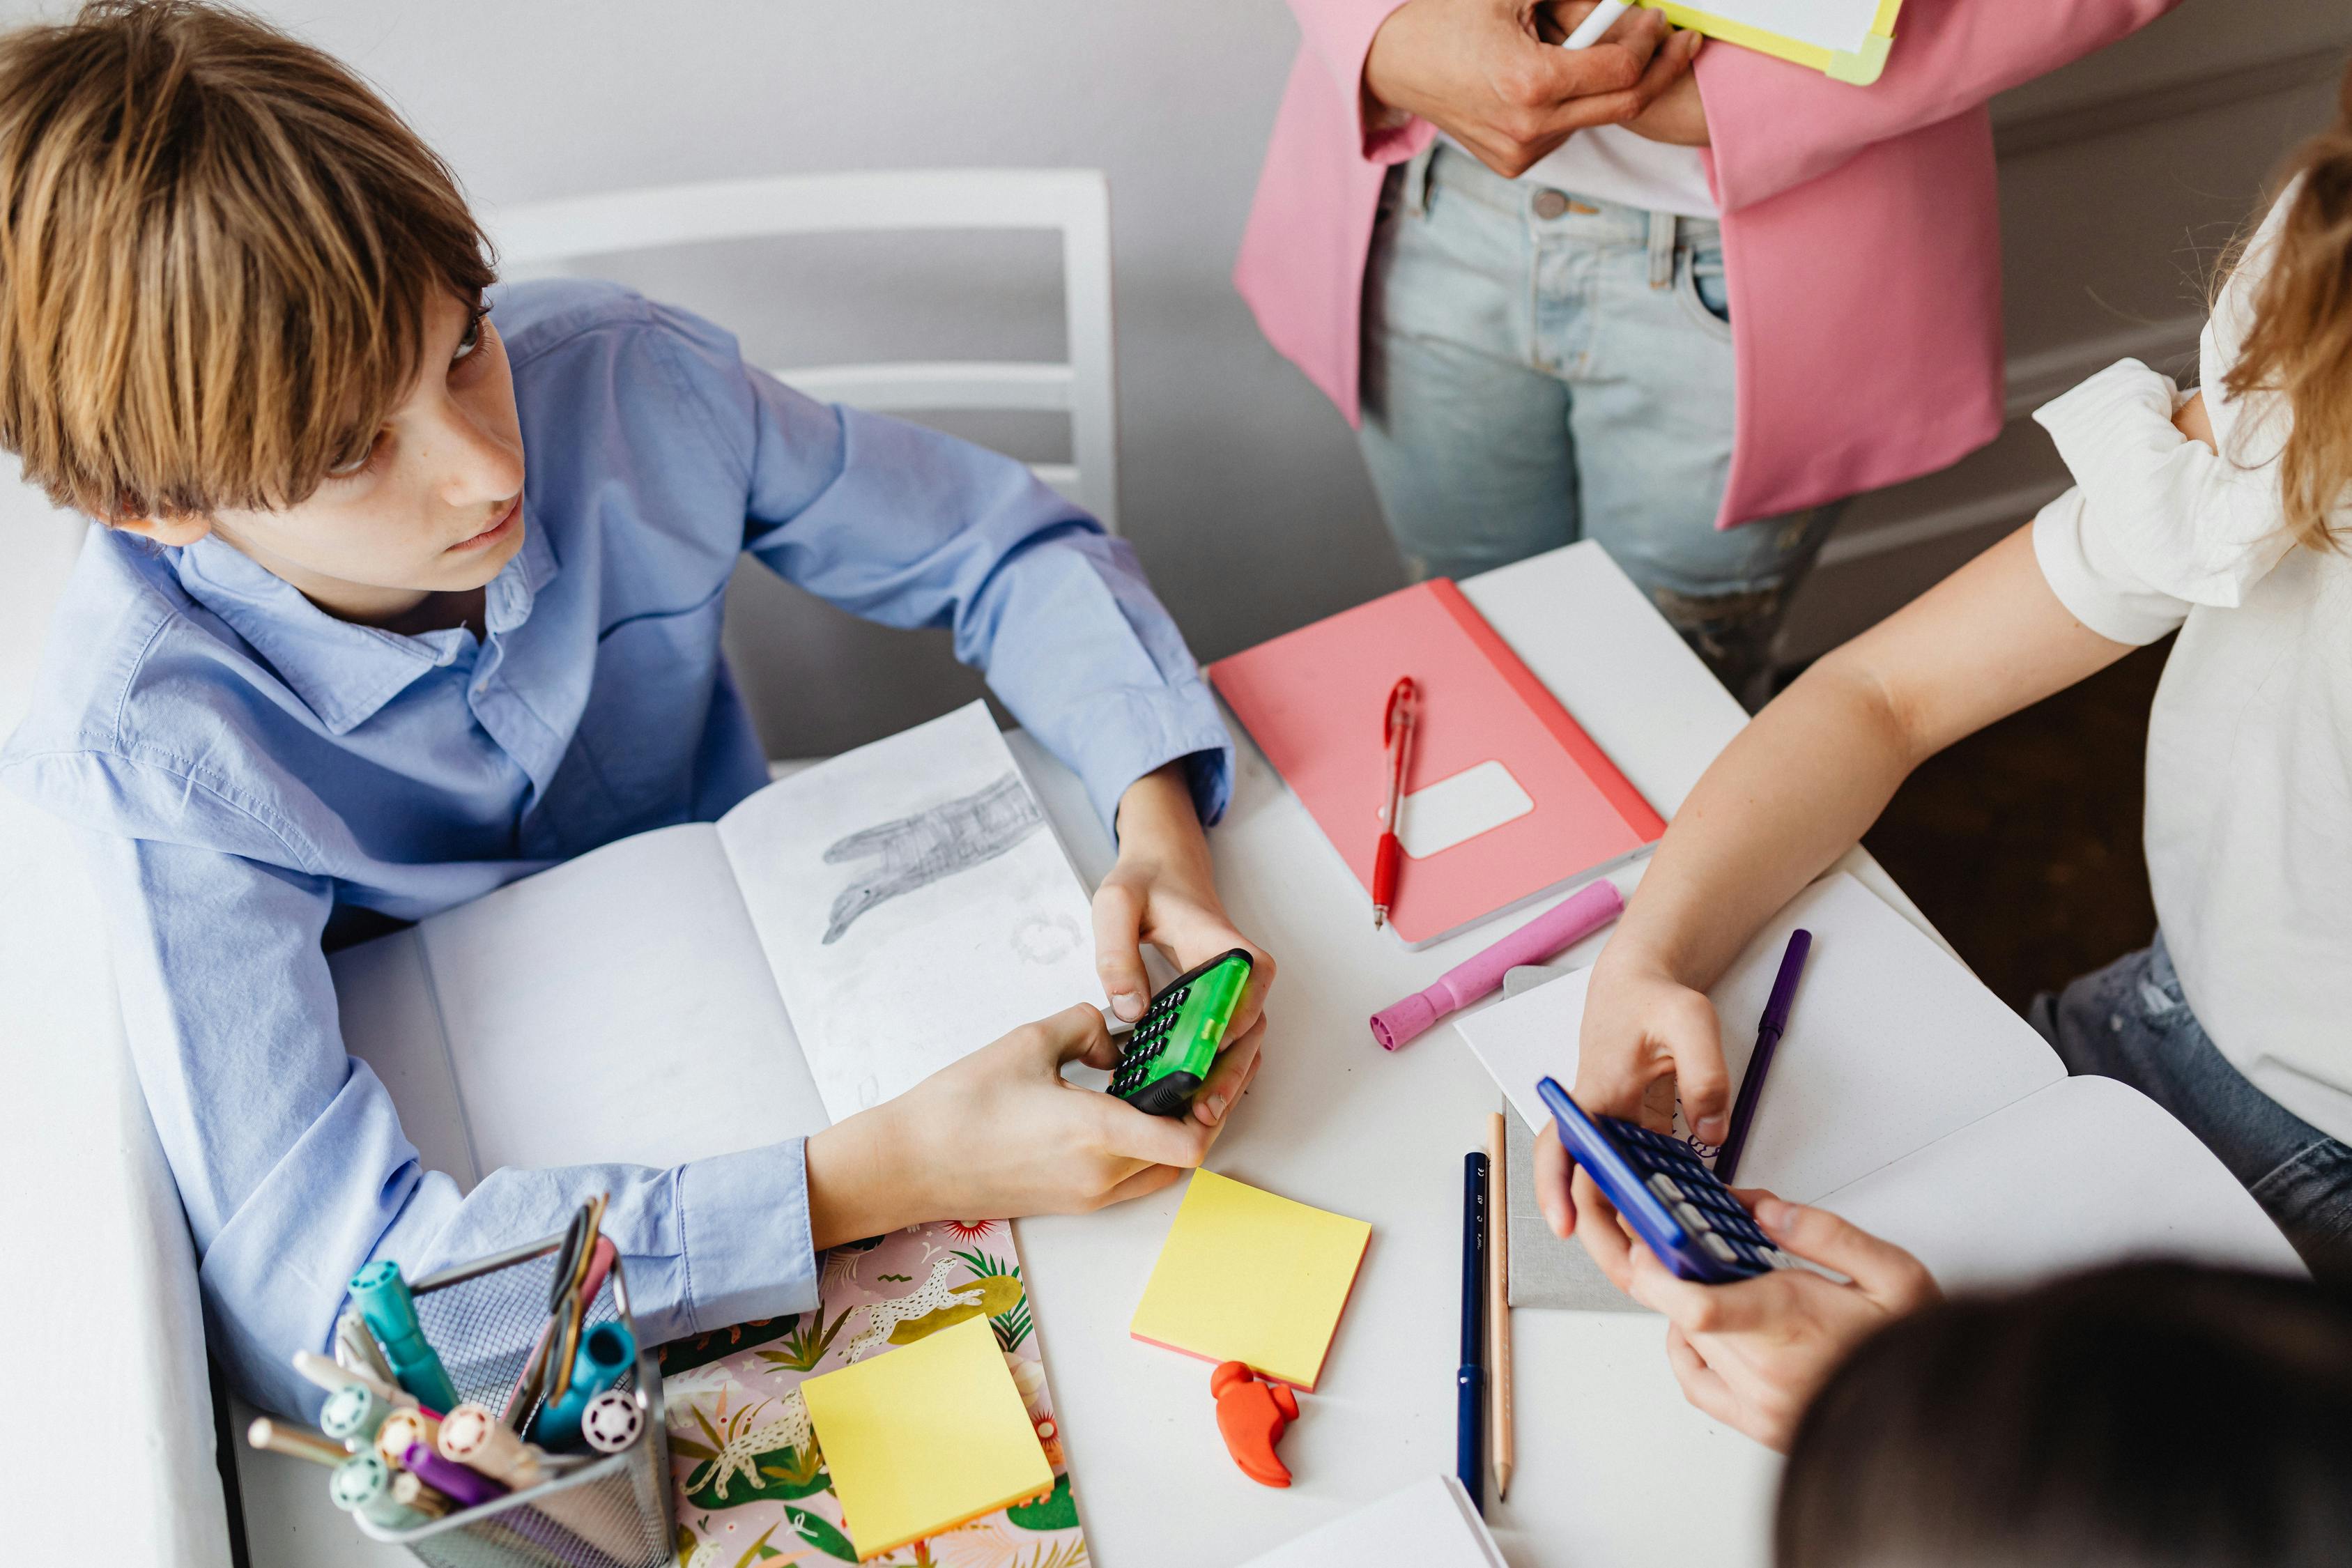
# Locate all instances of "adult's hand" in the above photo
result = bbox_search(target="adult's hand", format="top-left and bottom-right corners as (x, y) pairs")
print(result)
(1365, 0), (1700, 178)
(1624, 1194), (1940, 1450)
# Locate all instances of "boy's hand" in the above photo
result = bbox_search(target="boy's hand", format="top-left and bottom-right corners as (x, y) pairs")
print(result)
(1365, 0), (1696, 179)
(1625, 1193), (1939, 1450)
(1095, 764), (1276, 1129)
(808, 1004), (1266, 1247)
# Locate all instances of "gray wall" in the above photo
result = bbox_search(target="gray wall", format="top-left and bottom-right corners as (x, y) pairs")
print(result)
(10, 1), (2346, 751)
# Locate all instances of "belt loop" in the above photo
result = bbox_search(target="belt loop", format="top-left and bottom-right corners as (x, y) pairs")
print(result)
(1647, 210), (1676, 291)
(1404, 139), (1437, 219)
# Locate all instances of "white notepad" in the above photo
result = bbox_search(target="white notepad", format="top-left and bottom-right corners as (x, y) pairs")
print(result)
(1456, 872), (2303, 1288)
(1238, 1476), (1504, 1568)
(328, 700), (1102, 1183)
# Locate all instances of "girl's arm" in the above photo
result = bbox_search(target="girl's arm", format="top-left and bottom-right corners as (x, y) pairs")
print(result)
(1568, 525), (2134, 1153)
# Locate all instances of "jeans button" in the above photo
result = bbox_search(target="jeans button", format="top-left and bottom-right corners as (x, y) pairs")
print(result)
(1532, 188), (1571, 220)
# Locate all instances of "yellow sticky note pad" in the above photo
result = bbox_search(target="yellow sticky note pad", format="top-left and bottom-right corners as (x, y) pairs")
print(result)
(799, 1314), (1052, 1560)
(1130, 1170), (1372, 1389)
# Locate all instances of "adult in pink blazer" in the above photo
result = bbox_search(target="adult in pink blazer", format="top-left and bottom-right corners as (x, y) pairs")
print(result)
(1238, 0), (2180, 694)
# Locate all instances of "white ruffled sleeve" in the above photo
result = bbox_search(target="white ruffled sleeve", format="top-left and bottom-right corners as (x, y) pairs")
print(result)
(2027, 358), (2292, 645)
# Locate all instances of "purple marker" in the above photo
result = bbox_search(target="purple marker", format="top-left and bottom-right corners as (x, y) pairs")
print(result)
(1713, 929), (1812, 1184)
(1369, 880), (1624, 1052)
(401, 1442), (509, 1510)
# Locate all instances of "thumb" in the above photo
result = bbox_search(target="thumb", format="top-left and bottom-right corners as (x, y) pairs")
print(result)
(1754, 1199), (1938, 1312)
(1036, 1002), (1119, 1070)
(1091, 879), (1151, 1023)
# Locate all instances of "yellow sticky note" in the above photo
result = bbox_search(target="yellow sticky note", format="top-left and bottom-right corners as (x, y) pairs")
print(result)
(799, 1314), (1052, 1560)
(1130, 1169), (1373, 1389)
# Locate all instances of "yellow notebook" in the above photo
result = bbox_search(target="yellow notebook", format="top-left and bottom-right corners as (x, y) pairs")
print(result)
(1130, 1170), (1373, 1390)
(799, 1314), (1054, 1560)
(1645, 0), (1903, 85)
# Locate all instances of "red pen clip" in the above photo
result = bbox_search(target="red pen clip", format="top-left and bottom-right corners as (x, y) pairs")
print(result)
(1374, 677), (1417, 930)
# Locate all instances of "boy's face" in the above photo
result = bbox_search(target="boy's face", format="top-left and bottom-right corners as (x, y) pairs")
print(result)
(125, 290), (526, 626)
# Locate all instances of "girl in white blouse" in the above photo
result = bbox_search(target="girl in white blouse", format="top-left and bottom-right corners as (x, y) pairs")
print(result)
(1543, 66), (2352, 1303)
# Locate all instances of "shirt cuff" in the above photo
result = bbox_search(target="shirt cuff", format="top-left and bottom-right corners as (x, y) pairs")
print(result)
(1063, 679), (1236, 838)
(675, 1137), (821, 1334)
(2031, 489), (2188, 647)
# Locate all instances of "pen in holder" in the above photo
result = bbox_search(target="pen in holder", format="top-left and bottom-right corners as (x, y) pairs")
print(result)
(346, 1231), (675, 1568)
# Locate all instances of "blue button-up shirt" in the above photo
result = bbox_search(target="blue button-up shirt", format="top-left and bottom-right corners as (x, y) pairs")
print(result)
(1, 280), (1232, 1417)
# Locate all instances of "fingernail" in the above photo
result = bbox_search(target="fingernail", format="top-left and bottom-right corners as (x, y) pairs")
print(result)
(1203, 1094), (1227, 1124)
(1755, 1199), (1792, 1231)
(1696, 1116), (1728, 1145)
(1112, 992), (1144, 1022)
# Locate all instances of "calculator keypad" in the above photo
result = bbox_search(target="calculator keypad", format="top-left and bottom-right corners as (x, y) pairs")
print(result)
(1599, 1116), (1795, 1278)
(1110, 986), (1190, 1095)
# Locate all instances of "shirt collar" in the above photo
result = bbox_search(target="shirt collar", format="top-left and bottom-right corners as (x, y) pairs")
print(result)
(174, 505), (560, 736)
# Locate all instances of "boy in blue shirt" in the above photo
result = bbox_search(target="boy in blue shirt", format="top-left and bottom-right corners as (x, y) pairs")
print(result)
(0, 1), (1271, 1416)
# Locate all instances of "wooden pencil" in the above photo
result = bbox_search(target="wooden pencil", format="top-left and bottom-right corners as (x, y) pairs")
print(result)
(1486, 1111), (1515, 1500)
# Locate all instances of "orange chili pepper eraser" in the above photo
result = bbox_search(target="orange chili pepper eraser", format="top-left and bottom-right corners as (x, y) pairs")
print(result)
(1210, 1360), (1300, 1488)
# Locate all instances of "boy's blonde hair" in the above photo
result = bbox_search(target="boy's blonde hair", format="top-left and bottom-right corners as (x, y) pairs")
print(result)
(0, 1), (494, 521)
(2225, 60), (2352, 551)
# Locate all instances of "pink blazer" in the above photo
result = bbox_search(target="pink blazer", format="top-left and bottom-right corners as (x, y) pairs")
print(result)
(1235, 0), (2181, 530)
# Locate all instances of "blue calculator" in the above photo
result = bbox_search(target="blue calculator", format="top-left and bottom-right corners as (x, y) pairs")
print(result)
(1536, 1076), (1801, 1284)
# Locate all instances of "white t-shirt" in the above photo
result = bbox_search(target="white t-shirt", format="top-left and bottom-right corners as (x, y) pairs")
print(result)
(2030, 185), (2352, 1143)
(1436, 127), (1717, 218)
(1519, 127), (1717, 218)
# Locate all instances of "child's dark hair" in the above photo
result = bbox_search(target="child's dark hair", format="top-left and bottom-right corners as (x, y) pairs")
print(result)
(1776, 1261), (2352, 1568)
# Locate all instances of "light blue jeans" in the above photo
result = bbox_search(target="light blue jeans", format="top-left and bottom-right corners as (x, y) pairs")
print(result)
(2031, 935), (2352, 1285)
(1359, 142), (1836, 698)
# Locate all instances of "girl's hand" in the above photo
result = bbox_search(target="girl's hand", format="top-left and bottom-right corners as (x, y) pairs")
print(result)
(1093, 764), (1277, 1129)
(1624, 1194), (1939, 1451)
(806, 1004), (1266, 1247)
(1576, 944), (1732, 1141)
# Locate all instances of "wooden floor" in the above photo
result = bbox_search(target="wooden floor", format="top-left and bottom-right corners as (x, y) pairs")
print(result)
(1863, 638), (2171, 1013)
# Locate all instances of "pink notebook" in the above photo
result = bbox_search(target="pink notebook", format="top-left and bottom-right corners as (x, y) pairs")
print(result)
(1209, 581), (1664, 948)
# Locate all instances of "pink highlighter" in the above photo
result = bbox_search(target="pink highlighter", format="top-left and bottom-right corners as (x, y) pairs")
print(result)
(1369, 880), (1624, 1051)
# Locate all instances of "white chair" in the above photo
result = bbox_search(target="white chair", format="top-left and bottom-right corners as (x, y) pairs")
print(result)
(487, 169), (1121, 530)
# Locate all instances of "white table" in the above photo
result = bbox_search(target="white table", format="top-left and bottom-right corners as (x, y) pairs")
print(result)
(229, 540), (1944, 1568)
(1011, 542), (1944, 1568)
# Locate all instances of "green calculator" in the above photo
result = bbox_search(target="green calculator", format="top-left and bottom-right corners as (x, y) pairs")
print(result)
(1108, 948), (1254, 1117)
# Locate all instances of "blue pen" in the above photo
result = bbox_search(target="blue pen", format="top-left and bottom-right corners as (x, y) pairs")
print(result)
(1714, 930), (1813, 1185)
(1458, 1151), (1488, 1514)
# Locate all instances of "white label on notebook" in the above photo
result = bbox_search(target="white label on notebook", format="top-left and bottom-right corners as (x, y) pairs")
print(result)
(1398, 760), (1534, 859)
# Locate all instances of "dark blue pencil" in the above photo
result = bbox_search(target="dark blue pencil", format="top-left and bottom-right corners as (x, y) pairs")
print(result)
(1459, 1150), (1489, 1514)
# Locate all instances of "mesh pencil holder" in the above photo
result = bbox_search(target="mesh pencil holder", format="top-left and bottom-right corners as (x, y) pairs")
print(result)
(353, 1231), (675, 1568)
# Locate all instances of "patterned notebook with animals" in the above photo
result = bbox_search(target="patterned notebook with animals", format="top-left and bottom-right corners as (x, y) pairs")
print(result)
(660, 1221), (1089, 1568)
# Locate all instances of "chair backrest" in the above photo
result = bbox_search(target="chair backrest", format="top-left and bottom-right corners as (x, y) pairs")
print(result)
(486, 169), (1120, 531)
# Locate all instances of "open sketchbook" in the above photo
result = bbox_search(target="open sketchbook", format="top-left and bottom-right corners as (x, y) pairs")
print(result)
(1456, 872), (2303, 1289)
(328, 701), (1103, 1186)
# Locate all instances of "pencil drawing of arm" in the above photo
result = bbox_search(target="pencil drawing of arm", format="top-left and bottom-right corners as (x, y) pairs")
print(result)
(820, 772), (1047, 943)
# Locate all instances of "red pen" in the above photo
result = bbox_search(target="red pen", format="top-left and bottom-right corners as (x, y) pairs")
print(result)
(1374, 677), (1417, 930)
